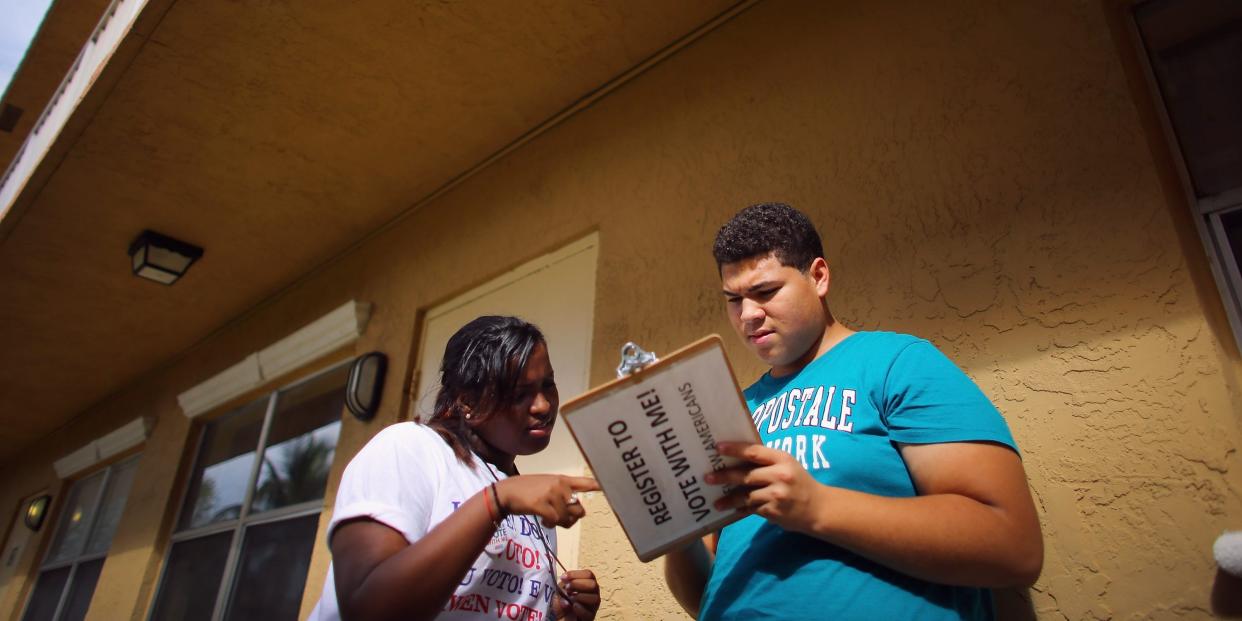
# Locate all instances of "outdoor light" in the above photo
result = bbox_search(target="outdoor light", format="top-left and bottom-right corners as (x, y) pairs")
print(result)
(24, 495), (51, 531)
(345, 352), (387, 421)
(128, 230), (203, 285)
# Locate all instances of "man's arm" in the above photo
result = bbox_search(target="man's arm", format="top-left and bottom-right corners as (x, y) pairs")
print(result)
(662, 533), (717, 617)
(710, 441), (1043, 588)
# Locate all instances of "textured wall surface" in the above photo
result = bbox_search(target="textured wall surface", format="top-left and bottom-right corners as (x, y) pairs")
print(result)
(0, 1), (1239, 620)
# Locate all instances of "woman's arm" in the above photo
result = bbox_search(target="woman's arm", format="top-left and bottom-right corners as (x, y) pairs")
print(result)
(331, 489), (495, 621)
(331, 474), (598, 621)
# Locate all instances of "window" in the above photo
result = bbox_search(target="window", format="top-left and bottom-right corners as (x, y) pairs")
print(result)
(149, 363), (349, 621)
(20, 456), (140, 621)
(1133, 0), (1242, 348)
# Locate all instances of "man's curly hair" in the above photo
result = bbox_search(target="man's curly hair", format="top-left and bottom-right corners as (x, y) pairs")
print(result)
(712, 202), (824, 271)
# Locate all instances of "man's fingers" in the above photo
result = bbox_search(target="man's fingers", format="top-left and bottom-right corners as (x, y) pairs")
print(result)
(746, 486), (773, 509)
(704, 465), (751, 486)
(707, 462), (785, 487)
(713, 489), (754, 512)
(716, 442), (780, 466)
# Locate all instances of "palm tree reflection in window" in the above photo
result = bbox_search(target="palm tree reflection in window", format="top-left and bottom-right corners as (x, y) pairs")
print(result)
(252, 426), (338, 513)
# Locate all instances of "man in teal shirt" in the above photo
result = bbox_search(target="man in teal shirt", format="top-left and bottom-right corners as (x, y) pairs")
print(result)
(663, 203), (1043, 620)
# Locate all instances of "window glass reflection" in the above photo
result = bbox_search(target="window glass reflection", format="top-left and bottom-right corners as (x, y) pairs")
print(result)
(20, 567), (70, 621)
(47, 472), (106, 564)
(224, 515), (319, 621)
(84, 458), (138, 555)
(57, 558), (104, 621)
(148, 532), (232, 621)
(250, 366), (347, 514)
(179, 399), (267, 531)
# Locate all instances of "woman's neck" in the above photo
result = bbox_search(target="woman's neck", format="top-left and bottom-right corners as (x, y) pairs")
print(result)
(467, 429), (516, 475)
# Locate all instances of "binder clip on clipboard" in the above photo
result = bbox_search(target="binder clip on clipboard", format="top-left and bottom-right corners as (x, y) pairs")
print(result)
(616, 342), (659, 378)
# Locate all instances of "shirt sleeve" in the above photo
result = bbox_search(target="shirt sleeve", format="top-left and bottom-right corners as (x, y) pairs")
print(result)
(879, 340), (1018, 451)
(325, 425), (439, 545)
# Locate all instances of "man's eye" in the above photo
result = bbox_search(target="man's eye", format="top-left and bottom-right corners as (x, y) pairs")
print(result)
(726, 296), (742, 304)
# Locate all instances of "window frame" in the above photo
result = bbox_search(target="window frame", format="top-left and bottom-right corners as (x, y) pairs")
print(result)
(1127, 0), (1242, 352)
(20, 454), (142, 621)
(149, 358), (350, 621)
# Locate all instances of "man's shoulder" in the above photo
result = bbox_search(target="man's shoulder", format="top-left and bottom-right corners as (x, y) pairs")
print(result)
(848, 330), (926, 351)
(740, 332), (930, 398)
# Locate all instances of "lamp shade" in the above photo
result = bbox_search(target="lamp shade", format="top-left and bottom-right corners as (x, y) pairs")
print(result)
(25, 495), (51, 531)
(345, 352), (387, 421)
(128, 230), (203, 285)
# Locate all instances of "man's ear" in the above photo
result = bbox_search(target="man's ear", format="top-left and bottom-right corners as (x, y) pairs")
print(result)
(809, 257), (830, 297)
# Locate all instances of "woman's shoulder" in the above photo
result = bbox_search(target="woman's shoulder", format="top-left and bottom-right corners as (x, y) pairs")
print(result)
(356, 421), (457, 466)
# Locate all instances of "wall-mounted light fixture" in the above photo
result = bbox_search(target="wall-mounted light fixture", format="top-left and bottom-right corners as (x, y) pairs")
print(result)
(24, 495), (51, 531)
(345, 352), (387, 421)
(128, 230), (203, 285)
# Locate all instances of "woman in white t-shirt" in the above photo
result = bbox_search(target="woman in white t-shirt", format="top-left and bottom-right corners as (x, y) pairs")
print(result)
(311, 316), (602, 621)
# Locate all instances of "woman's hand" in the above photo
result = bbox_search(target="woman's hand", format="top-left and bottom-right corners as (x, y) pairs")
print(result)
(496, 474), (600, 528)
(552, 569), (600, 621)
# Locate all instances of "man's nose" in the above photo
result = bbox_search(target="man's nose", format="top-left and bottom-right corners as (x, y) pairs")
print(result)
(739, 299), (765, 325)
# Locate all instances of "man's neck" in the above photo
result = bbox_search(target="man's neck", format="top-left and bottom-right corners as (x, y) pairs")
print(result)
(771, 318), (855, 378)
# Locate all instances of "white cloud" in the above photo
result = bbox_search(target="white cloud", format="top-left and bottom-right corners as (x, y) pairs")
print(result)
(0, 0), (56, 97)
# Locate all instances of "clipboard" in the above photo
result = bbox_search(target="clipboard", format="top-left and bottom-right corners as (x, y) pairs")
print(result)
(561, 335), (761, 562)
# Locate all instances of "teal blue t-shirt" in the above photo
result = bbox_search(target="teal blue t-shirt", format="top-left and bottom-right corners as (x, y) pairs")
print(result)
(698, 332), (1017, 621)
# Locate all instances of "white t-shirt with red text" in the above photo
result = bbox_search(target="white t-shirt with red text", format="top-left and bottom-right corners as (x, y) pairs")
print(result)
(310, 423), (559, 621)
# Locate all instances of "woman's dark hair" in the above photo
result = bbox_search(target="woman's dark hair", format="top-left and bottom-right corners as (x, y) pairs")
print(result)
(712, 202), (825, 272)
(426, 315), (546, 462)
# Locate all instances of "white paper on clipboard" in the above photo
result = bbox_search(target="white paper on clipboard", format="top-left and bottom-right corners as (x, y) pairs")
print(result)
(561, 335), (760, 562)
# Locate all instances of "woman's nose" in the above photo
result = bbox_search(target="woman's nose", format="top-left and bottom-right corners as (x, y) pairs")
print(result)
(531, 391), (551, 414)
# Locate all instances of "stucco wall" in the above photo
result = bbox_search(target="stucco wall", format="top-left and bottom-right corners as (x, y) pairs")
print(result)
(0, 1), (1239, 620)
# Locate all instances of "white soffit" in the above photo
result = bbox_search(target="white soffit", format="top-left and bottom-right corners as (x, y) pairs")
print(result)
(258, 301), (372, 380)
(177, 300), (371, 418)
(53, 417), (152, 478)
(0, 0), (153, 220)
(175, 354), (262, 418)
(96, 417), (150, 459)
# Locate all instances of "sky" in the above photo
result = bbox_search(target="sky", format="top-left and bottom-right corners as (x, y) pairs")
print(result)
(0, 0), (55, 98)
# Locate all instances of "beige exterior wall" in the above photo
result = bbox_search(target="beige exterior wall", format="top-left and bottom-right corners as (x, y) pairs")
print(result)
(0, 1), (1239, 620)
